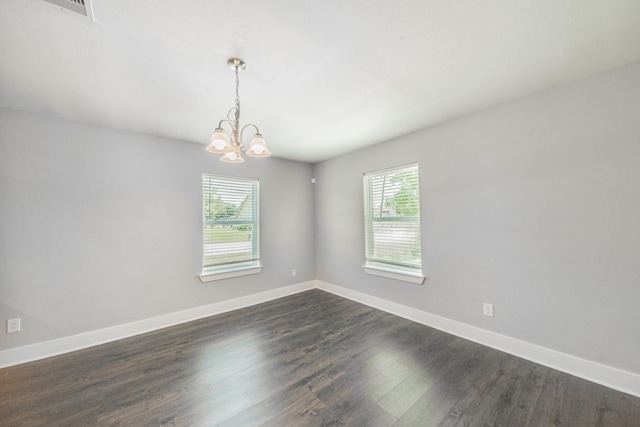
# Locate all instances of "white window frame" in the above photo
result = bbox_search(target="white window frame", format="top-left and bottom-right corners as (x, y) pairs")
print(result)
(199, 174), (262, 282)
(363, 163), (424, 284)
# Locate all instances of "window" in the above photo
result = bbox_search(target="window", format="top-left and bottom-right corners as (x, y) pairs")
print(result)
(200, 174), (261, 281)
(363, 164), (424, 284)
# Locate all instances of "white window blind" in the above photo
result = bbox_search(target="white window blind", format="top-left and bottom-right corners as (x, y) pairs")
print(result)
(363, 164), (422, 276)
(202, 174), (260, 275)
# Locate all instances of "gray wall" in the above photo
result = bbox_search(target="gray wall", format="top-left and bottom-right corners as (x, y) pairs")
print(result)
(3, 62), (639, 376)
(314, 62), (640, 374)
(0, 107), (315, 350)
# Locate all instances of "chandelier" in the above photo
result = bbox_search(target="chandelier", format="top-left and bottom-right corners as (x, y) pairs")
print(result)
(206, 58), (271, 163)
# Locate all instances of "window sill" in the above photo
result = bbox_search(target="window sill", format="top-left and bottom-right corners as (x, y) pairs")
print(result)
(199, 265), (262, 282)
(363, 265), (425, 285)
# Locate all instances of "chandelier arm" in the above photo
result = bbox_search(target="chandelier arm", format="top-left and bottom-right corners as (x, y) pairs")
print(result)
(240, 123), (260, 141)
(217, 119), (237, 132)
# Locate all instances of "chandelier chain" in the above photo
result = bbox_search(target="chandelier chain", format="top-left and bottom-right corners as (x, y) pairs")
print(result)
(234, 65), (240, 123)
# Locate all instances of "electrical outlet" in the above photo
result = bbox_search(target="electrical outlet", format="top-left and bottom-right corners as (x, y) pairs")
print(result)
(7, 318), (21, 334)
(483, 303), (494, 318)
(291, 269), (297, 277)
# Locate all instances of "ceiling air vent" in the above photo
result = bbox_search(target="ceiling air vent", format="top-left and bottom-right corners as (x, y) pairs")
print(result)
(44, 0), (94, 19)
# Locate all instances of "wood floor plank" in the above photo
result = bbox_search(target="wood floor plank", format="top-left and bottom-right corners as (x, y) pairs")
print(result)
(377, 370), (435, 419)
(1, 289), (639, 426)
(394, 382), (468, 427)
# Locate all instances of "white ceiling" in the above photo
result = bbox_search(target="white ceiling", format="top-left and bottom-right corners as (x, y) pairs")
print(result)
(1, 1), (639, 163)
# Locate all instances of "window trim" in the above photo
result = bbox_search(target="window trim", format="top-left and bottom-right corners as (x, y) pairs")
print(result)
(200, 173), (261, 281)
(363, 163), (424, 284)
(363, 264), (424, 285)
(200, 266), (262, 282)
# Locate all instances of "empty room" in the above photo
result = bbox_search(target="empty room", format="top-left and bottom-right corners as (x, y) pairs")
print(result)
(1, 1), (640, 425)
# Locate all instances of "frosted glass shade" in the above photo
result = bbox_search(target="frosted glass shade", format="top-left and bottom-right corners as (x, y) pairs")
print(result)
(246, 134), (271, 158)
(220, 150), (244, 163)
(207, 128), (233, 153)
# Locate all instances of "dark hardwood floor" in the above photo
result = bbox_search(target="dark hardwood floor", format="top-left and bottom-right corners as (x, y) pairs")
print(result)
(1, 289), (639, 426)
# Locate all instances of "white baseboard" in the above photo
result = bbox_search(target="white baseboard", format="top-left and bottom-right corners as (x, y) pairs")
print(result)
(3, 279), (639, 398)
(0, 281), (315, 369)
(315, 280), (640, 398)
